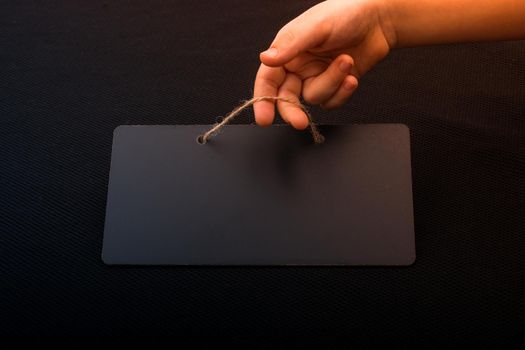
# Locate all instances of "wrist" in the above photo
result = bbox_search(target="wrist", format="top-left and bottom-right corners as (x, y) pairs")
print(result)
(375, 0), (399, 50)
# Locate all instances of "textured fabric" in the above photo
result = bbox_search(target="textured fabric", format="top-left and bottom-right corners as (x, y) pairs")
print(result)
(1, 0), (523, 343)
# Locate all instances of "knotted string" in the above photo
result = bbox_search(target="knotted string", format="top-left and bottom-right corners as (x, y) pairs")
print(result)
(199, 96), (325, 144)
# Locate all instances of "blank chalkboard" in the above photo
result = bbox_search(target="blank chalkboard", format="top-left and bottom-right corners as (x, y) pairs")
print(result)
(102, 124), (415, 265)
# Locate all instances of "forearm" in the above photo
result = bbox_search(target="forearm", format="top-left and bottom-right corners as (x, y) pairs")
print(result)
(380, 0), (525, 48)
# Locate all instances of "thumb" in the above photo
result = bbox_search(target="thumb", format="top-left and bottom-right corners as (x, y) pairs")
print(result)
(260, 23), (325, 67)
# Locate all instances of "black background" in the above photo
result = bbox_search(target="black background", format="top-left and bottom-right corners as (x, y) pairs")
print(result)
(1, 0), (523, 344)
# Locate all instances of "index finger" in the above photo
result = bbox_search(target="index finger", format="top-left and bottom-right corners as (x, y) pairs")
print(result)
(253, 63), (286, 127)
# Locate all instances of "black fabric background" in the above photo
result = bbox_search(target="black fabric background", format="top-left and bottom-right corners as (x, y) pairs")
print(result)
(1, 0), (523, 343)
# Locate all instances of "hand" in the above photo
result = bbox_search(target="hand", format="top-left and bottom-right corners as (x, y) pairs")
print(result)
(253, 0), (395, 129)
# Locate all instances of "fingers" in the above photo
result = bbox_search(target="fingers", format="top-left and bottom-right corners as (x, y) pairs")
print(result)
(255, 51), (358, 128)
(277, 73), (309, 130)
(284, 52), (331, 80)
(253, 64), (286, 127)
(320, 75), (358, 110)
(259, 20), (328, 67)
(302, 54), (354, 105)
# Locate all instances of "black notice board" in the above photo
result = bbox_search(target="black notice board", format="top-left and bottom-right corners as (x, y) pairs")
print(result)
(102, 124), (415, 265)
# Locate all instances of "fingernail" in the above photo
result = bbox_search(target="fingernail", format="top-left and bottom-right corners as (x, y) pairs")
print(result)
(339, 60), (351, 73)
(262, 47), (278, 57)
(343, 78), (356, 91)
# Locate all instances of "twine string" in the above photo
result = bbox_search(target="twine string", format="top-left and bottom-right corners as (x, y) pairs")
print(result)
(199, 96), (324, 144)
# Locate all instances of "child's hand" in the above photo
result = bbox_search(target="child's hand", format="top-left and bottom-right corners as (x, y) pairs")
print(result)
(253, 0), (395, 129)
(253, 0), (525, 130)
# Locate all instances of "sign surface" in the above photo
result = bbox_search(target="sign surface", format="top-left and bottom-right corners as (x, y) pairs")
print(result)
(102, 124), (415, 265)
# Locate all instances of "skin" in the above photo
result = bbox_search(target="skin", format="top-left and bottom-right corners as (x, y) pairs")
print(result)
(253, 0), (525, 129)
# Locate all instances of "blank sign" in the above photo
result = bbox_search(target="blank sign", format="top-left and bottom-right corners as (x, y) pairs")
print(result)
(102, 124), (415, 265)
